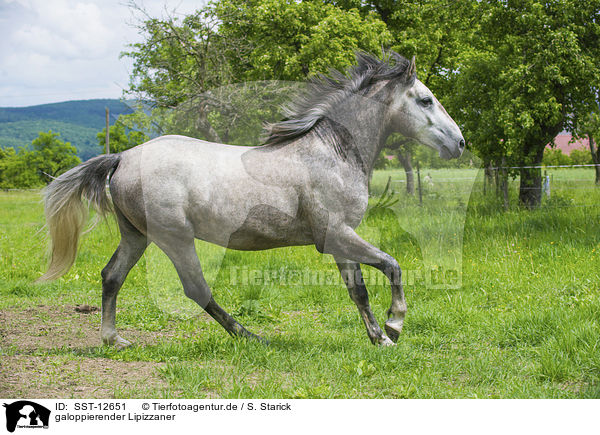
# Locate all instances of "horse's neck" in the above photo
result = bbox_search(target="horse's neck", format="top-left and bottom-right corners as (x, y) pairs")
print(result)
(329, 102), (388, 175)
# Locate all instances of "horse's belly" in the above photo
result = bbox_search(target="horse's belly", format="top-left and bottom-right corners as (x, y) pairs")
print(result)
(196, 203), (314, 250)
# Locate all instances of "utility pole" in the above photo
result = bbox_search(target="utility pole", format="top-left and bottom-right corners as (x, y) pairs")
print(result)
(105, 107), (110, 154)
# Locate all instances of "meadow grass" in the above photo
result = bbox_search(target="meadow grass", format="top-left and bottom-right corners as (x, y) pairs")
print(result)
(1, 167), (599, 398)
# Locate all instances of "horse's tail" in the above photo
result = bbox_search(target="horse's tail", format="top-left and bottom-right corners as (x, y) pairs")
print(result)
(37, 154), (122, 282)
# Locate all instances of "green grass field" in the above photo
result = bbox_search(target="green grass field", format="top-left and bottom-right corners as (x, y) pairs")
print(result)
(1, 167), (600, 398)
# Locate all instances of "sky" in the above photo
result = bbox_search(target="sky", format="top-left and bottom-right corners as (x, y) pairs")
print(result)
(0, 0), (202, 107)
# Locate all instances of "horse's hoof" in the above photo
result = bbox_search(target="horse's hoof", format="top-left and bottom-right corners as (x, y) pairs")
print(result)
(378, 335), (396, 346)
(114, 336), (132, 350)
(385, 319), (403, 343)
(233, 329), (270, 345)
(104, 334), (132, 350)
(248, 332), (270, 346)
(257, 336), (270, 346)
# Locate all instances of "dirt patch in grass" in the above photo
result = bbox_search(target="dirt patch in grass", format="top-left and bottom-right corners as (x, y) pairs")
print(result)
(0, 305), (175, 352)
(0, 305), (184, 398)
(0, 355), (168, 398)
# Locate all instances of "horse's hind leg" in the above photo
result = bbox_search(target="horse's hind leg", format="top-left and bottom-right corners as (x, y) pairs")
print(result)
(204, 297), (265, 342)
(159, 238), (263, 342)
(101, 211), (148, 349)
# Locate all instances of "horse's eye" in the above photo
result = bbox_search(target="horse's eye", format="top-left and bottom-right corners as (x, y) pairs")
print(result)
(420, 97), (433, 107)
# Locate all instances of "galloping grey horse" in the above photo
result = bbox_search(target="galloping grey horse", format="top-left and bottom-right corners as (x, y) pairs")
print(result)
(39, 51), (464, 347)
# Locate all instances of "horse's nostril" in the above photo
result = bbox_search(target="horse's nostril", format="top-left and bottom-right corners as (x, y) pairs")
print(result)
(459, 139), (465, 150)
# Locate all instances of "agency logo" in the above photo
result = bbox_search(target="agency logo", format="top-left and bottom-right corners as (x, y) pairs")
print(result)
(3, 401), (50, 433)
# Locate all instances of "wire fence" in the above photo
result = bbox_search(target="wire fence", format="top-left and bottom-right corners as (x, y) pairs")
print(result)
(382, 164), (600, 210)
(0, 188), (40, 192)
(489, 163), (600, 170)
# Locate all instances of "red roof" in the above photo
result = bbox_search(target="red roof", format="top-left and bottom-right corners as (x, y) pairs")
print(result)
(547, 133), (589, 155)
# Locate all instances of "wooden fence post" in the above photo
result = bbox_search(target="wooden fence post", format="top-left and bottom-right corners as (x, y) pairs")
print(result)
(417, 160), (423, 206)
(501, 156), (509, 210)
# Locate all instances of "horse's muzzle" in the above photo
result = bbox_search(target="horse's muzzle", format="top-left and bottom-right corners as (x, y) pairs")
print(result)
(440, 138), (465, 159)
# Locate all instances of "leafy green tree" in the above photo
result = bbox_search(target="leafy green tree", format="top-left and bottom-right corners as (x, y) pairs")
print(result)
(0, 147), (9, 183)
(333, 0), (477, 187)
(123, 3), (234, 141)
(215, 0), (391, 81)
(334, 0), (477, 93)
(0, 132), (81, 188)
(0, 147), (39, 188)
(123, 0), (600, 210)
(448, 0), (600, 207)
(27, 131), (81, 183)
(575, 111), (600, 183)
(569, 149), (593, 166)
(123, 0), (391, 144)
(542, 148), (571, 167)
(97, 112), (151, 154)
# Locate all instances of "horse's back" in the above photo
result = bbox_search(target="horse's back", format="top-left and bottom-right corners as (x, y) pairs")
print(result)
(125, 134), (255, 165)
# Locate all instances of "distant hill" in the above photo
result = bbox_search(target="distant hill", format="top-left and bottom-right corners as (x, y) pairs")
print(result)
(0, 99), (134, 160)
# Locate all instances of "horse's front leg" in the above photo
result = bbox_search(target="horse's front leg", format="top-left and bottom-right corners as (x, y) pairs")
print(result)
(325, 226), (407, 344)
(335, 259), (394, 346)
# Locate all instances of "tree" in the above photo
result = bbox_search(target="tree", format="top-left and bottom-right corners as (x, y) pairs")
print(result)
(122, 2), (236, 142)
(570, 149), (593, 166)
(576, 111), (600, 183)
(123, 0), (392, 144)
(385, 135), (416, 195)
(97, 112), (151, 154)
(542, 148), (571, 167)
(589, 134), (600, 184)
(337, 0), (477, 92)
(331, 0), (477, 191)
(0, 147), (9, 185)
(26, 131), (81, 183)
(0, 147), (40, 188)
(396, 145), (415, 195)
(215, 0), (391, 81)
(0, 133), (80, 189)
(448, 0), (600, 207)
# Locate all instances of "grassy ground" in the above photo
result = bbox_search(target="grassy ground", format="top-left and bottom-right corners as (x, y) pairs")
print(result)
(1, 167), (599, 398)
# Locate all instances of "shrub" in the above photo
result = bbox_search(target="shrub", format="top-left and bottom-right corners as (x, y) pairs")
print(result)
(569, 149), (593, 165)
(543, 148), (571, 166)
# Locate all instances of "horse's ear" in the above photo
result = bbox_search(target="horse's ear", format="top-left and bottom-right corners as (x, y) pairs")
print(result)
(404, 56), (417, 85)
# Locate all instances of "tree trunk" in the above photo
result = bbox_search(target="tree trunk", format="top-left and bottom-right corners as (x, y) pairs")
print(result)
(397, 150), (415, 195)
(589, 135), (600, 185)
(519, 132), (556, 209)
(519, 166), (542, 208)
(194, 103), (222, 143)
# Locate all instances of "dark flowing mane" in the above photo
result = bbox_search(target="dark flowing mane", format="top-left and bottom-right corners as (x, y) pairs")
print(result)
(263, 50), (413, 146)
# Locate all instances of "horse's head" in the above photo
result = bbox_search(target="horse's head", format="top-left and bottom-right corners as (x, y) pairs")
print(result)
(384, 55), (465, 159)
